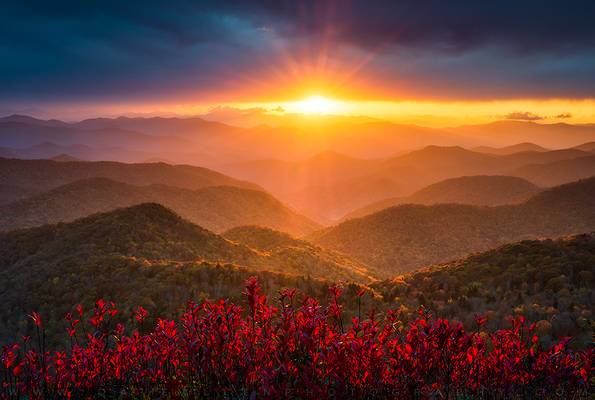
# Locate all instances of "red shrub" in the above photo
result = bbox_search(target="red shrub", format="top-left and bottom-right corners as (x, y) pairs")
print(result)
(1, 279), (592, 399)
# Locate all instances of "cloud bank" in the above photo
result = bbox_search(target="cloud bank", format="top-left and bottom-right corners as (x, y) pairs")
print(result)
(1, 0), (595, 104)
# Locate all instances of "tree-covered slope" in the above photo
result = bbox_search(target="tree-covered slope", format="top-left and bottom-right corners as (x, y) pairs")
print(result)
(372, 233), (595, 344)
(0, 203), (372, 281)
(0, 206), (374, 345)
(312, 177), (595, 276)
(224, 225), (375, 283)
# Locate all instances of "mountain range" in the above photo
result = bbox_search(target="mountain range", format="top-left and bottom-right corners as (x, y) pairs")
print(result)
(0, 157), (259, 195)
(342, 175), (542, 220)
(473, 142), (550, 155)
(0, 178), (319, 235)
(2, 114), (595, 167)
(1, 113), (595, 350)
(226, 145), (595, 220)
(3, 113), (595, 221)
(1, 202), (591, 347)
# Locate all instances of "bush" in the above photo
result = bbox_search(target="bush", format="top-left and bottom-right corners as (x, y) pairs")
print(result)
(1, 278), (592, 399)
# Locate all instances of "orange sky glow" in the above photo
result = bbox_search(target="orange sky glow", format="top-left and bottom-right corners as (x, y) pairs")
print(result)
(35, 96), (595, 128)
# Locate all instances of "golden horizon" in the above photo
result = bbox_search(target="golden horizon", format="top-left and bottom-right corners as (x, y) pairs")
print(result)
(27, 97), (594, 128)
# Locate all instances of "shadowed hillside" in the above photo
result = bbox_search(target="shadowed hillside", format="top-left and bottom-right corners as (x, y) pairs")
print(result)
(342, 175), (541, 220)
(512, 155), (595, 186)
(0, 178), (319, 235)
(0, 184), (36, 205)
(311, 177), (595, 276)
(0, 157), (259, 194)
(573, 141), (595, 152)
(0, 256), (376, 346)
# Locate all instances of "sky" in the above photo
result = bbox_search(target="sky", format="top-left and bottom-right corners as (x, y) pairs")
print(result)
(1, 0), (595, 126)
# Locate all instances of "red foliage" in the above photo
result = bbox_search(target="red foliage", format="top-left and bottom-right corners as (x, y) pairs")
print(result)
(1, 278), (592, 399)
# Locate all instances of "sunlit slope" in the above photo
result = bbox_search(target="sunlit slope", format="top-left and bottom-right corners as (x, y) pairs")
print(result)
(224, 225), (375, 282)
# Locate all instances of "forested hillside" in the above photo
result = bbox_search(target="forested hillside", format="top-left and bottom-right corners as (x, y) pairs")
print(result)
(224, 225), (373, 281)
(372, 233), (595, 346)
(0, 204), (375, 344)
(312, 177), (595, 275)
(0, 205), (375, 346)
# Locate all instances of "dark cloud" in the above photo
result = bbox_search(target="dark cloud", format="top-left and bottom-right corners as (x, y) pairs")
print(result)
(504, 112), (545, 121)
(1, 0), (594, 104)
(241, 0), (595, 54)
(555, 112), (573, 119)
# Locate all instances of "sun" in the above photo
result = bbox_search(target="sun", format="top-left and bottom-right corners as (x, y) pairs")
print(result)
(293, 95), (341, 114)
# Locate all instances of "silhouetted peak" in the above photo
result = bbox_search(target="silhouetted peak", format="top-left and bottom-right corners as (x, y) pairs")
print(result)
(0, 114), (67, 126)
(1, 114), (40, 122)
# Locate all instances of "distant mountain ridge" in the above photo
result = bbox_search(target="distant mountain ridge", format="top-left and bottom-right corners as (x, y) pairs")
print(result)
(0, 178), (320, 235)
(512, 155), (595, 187)
(51, 153), (80, 162)
(573, 141), (595, 152)
(342, 175), (541, 220)
(227, 145), (595, 220)
(0, 157), (260, 194)
(450, 120), (595, 148)
(0, 114), (471, 165)
(473, 142), (549, 155)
